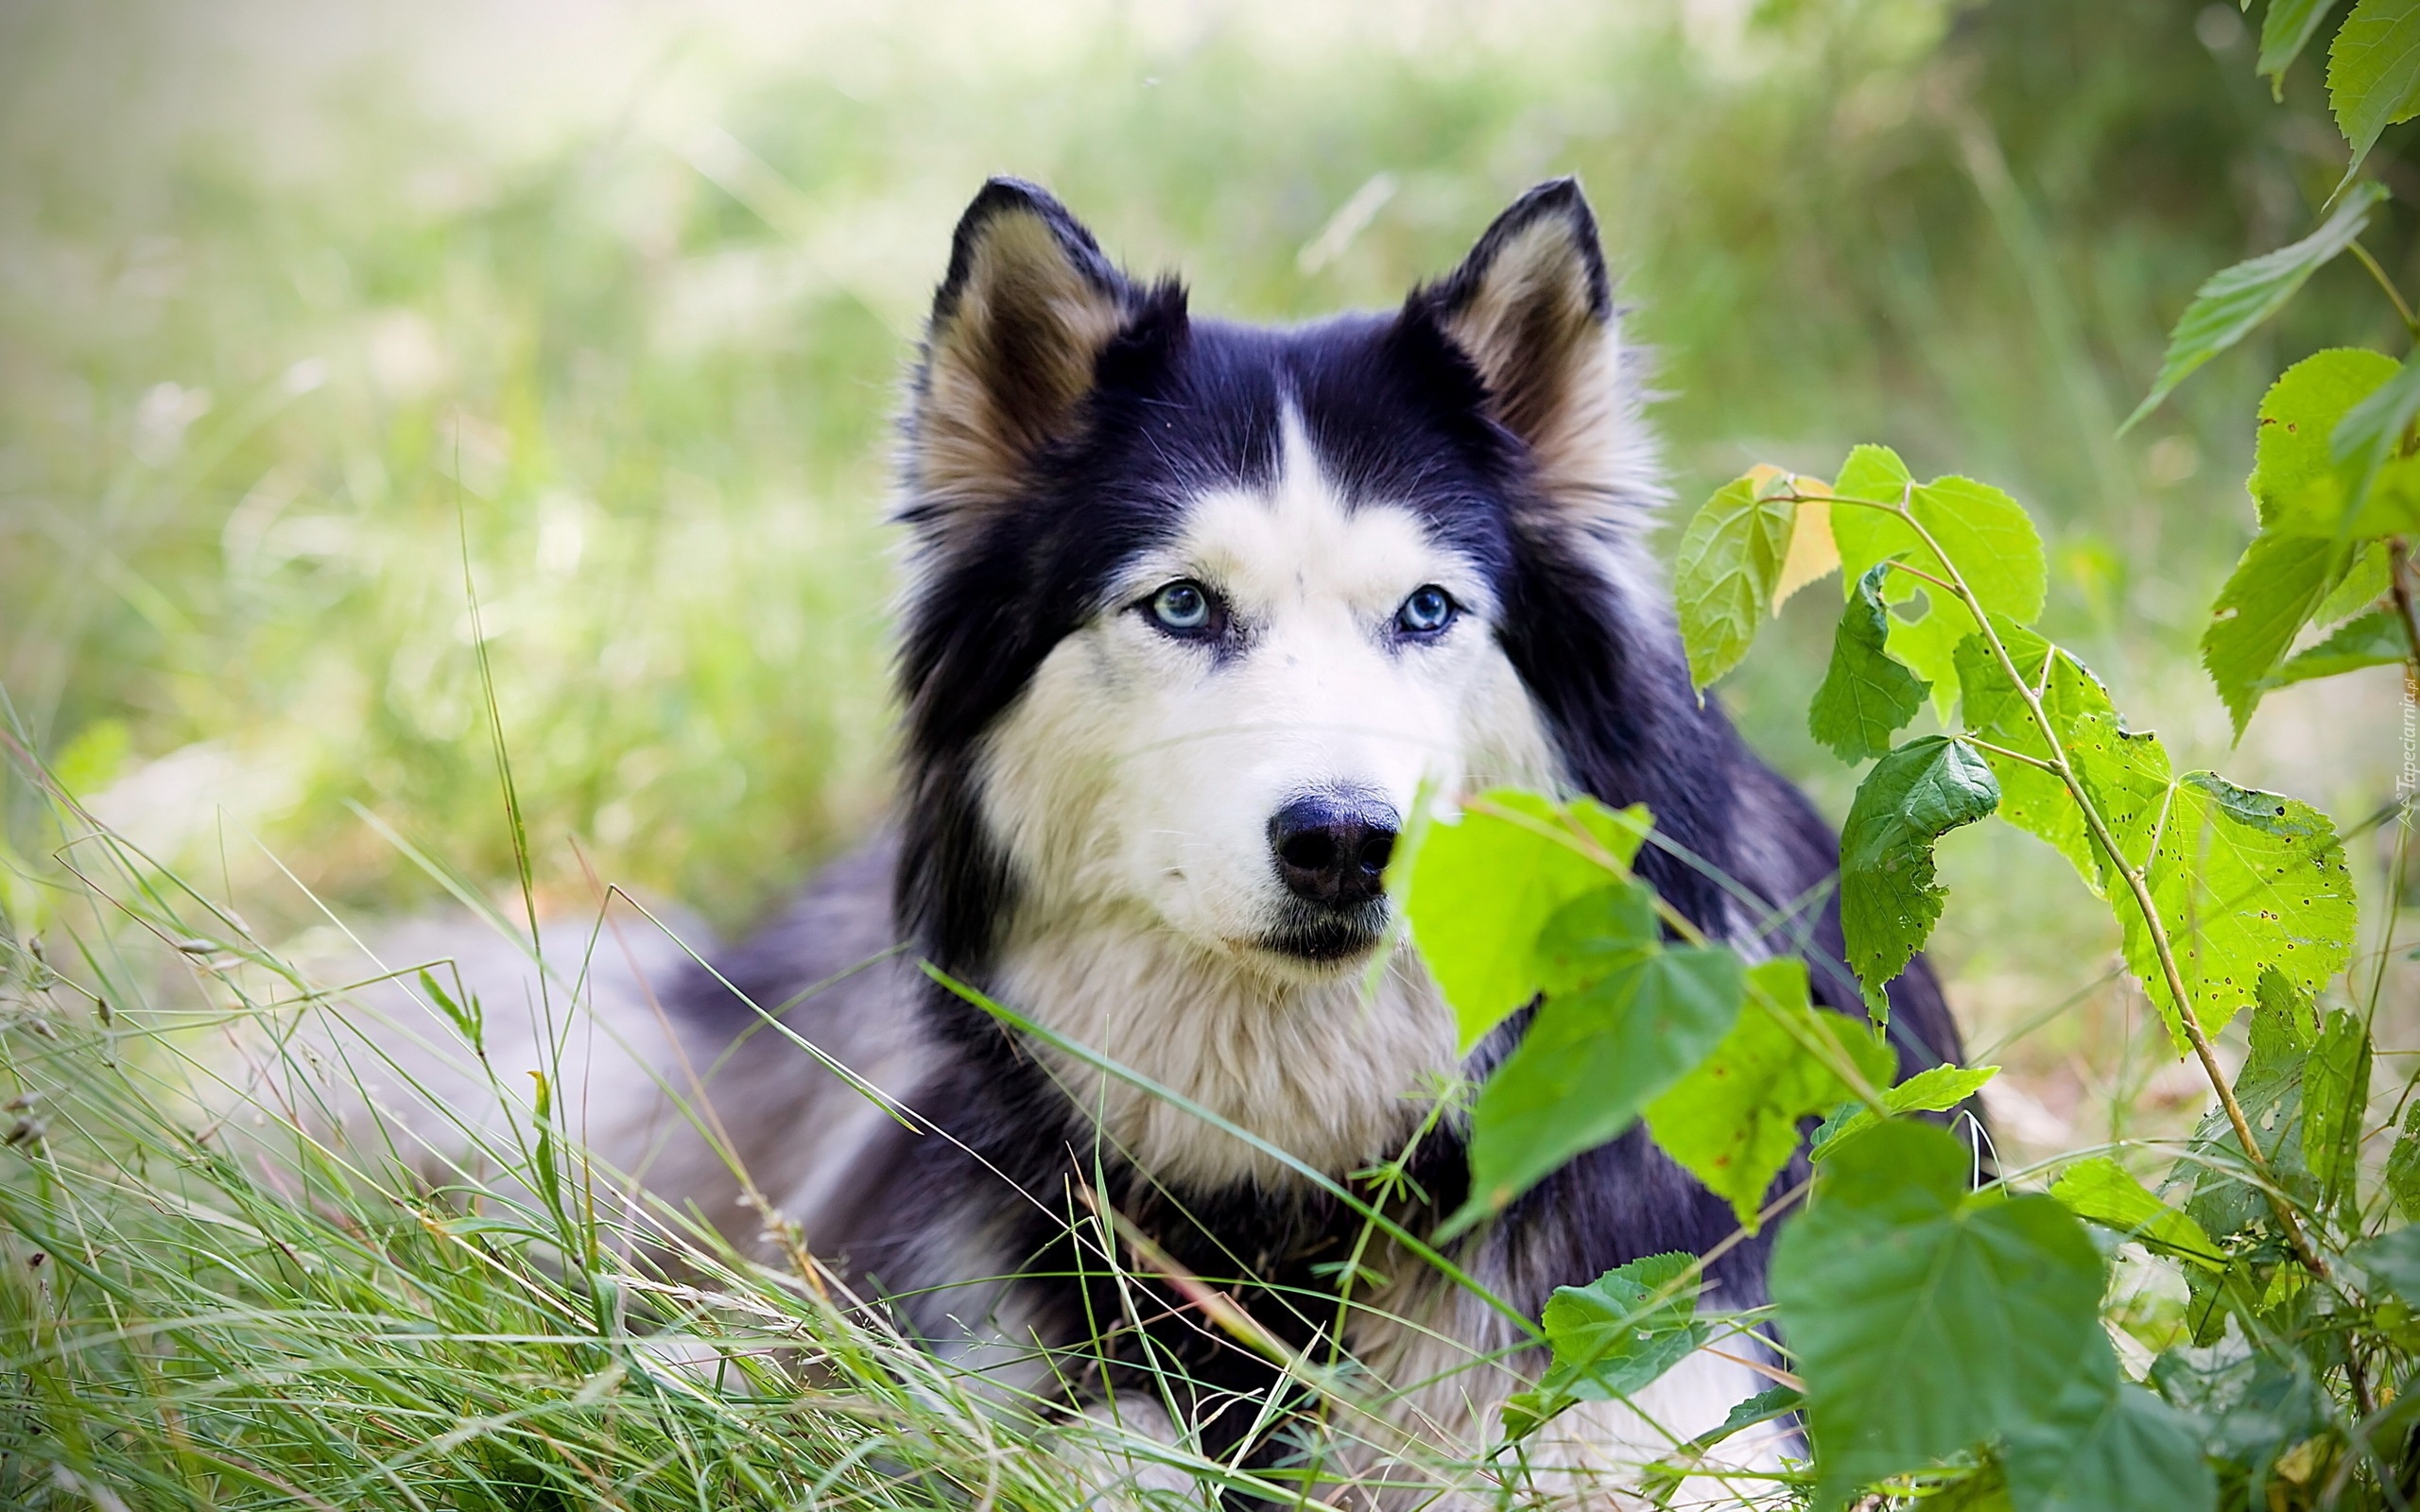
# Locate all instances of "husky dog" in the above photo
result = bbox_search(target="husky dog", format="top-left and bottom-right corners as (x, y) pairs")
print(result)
(317, 178), (1961, 1505)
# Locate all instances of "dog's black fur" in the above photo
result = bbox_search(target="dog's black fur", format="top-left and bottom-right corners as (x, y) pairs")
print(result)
(678, 179), (1962, 1486)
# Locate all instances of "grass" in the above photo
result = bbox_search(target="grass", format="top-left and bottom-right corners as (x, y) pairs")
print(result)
(5, 0), (2420, 1503)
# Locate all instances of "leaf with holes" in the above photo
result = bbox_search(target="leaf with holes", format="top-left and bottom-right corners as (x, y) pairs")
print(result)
(1771, 1121), (2112, 1508)
(1503, 1251), (1711, 1438)
(1645, 958), (1894, 1230)
(2254, 348), (2400, 527)
(1405, 790), (1651, 1049)
(2126, 187), (2388, 429)
(2330, 2), (2420, 184)
(2116, 771), (2357, 1052)
(1839, 736), (1999, 1006)
(2176, 971), (2319, 1248)
(1809, 562), (1931, 762)
(1675, 471), (1797, 691)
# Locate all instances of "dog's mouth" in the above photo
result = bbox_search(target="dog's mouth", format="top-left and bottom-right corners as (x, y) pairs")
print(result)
(1257, 904), (1388, 965)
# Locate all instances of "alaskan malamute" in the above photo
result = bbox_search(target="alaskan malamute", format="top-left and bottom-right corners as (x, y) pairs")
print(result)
(327, 178), (1962, 1505)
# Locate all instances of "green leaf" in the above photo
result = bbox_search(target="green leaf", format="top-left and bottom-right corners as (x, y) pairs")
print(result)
(1770, 1121), (2111, 1508)
(2328, 348), (2420, 531)
(1830, 468), (2048, 707)
(2348, 1225), (2420, 1306)
(2316, 539), (2392, 621)
(1502, 1251), (1711, 1438)
(1839, 736), (2000, 1006)
(2001, 1376), (2217, 1512)
(2385, 1099), (2420, 1219)
(2177, 971), (2318, 1246)
(2048, 1156), (2225, 1269)
(2201, 530), (2349, 736)
(2259, 0), (2340, 90)
(1811, 1061), (2000, 1161)
(2124, 185), (2389, 431)
(1674, 472), (1796, 691)
(1405, 789), (1651, 1049)
(2269, 605), (2410, 686)
(2302, 1006), (2373, 1220)
(2119, 772), (2358, 1051)
(1955, 623), (2126, 891)
(1644, 958), (1894, 1230)
(1809, 561), (1931, 761)
(2329, 2), (2420, 183)
(2252, 347), (2400, 529)
(1451, 942), (1743, 1234)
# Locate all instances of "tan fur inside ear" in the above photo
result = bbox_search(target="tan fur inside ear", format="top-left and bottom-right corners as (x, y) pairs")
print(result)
(916, 212), (1127, 507)
(1439, 217), (1655, 530)
(1436, 216), (1602, 443)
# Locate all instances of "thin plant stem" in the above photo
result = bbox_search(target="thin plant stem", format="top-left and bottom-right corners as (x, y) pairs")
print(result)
(2351, 240), (2420, 342)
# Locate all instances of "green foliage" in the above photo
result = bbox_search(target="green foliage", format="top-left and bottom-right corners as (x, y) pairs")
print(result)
(2302, 1007), (2373, 1222)
(2260, 0), (2342, 90)
(1501, 1252), (1709, 1439)
(2048, 1157), (2224, 1268)
(2328, 1), (2420, 184)
(1643, 958), (1894, 1229)
(1450, 901), (1742, 1234)
(1771, 1122), (2151, 1511)
(1674, 471), (1797, 691)
(1838, 735), (1999, 1005)
(1812, 1061), (1999, 1160)
(1403, 789), (1649, 1049)
(1808, 561), (1931, 762)
(2270, 605), (2409, 683)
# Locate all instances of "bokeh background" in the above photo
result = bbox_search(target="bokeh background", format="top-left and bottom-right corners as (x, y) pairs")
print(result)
(5, 0), (2414, 1166)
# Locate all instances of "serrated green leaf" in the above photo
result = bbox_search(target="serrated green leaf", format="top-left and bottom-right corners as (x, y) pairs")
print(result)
(1503, 1251), (1711, 1438)
(2328, 347), (2420, 531)
(1405, 789), (1651, 1049)
(2270, 605), (2410, 686)
(1829, 470), (2047, 710)
(2318, 539), (2393, 621)
(1450, 943), (1743, 1235)
(1644, 958), (1893, 1230)
(2049, 1156), (2225, 1268)
(2303, 1006), (2372, 1221)
(1771, 1121), (2112, 1509)
(1839, 736), (2000, 1006)
(1809, 561), (1931, 762)
(1811, 1061), (2001, 1160)
(1955, 623), (2121, 891)
(2001, 1375), (2218, 1512)
(2202, 530), (2349, 735)
(2260, 0), (2340, 90)
(2118, 771), (2357, 1052)
(2254, 348), (2399, 524)
(2125, 186), (2387, 430)
(2178, 971), (2318, 1246)
(1675, 472), (1795, 691)
(2330, 2), (2420, 184)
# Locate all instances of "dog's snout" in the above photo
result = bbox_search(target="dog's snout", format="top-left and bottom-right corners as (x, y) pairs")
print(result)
(1268, 794), (1399, 909)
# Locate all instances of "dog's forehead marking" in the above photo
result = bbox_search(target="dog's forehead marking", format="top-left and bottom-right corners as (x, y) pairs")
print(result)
(1166, 405), (1472, 613)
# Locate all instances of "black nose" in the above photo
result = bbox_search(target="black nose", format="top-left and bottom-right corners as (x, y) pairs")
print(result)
(1268, 794), (1400, 910)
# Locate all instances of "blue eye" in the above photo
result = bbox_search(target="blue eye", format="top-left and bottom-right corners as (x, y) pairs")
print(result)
(1396, 585), (1456, 636)
(1148, 579), (1218, 635)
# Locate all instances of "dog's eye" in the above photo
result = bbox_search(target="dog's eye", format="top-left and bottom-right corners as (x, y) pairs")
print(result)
(1145, 579), (1220, 637)
(1395, 585), (1457, 637)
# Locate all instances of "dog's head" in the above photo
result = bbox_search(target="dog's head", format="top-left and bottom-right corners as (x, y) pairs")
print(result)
(894, 179), (1689, 983)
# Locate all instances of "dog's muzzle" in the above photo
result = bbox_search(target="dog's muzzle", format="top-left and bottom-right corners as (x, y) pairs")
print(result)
(1263, 791), (1398, 960)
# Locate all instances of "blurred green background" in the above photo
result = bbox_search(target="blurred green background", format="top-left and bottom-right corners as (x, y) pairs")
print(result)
(4, 0), (2414, 1160)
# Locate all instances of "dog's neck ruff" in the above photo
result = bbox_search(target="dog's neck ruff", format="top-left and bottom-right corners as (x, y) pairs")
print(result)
(990, 913), (1459, 1193)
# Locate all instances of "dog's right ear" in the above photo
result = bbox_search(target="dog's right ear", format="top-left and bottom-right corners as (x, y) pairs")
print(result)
(908, 180), (1146, 514)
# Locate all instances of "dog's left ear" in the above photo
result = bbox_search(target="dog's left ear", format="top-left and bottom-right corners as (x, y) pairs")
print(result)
(1409, 180), (1657, 520)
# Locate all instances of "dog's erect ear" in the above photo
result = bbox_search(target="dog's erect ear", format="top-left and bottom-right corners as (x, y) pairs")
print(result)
(908, 180), (1147, 510)
(1409, 180), (1660, 526)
